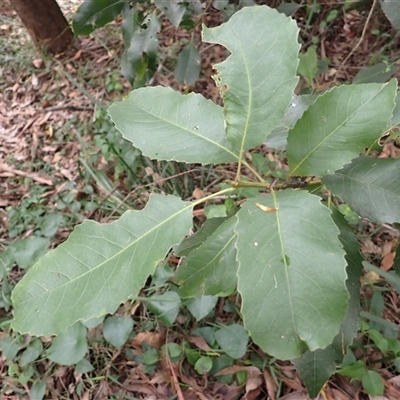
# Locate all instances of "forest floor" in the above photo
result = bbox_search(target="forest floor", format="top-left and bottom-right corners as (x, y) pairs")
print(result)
(1, 0), (400, 399)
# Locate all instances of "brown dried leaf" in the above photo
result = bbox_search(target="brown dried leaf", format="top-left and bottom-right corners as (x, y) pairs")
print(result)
(132, 332), (165, 350)
(183, 335), (212, 351)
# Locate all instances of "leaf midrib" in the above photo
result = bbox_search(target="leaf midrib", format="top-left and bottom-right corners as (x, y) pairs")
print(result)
(290, 85), (387, 176)
(20, 201), (193, 303)
(134, 103), (240, 160)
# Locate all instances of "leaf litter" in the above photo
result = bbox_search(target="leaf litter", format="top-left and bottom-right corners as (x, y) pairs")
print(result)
(1, 0), (400, 399)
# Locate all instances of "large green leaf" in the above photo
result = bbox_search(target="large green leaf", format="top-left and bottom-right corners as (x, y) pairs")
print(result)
(175, 216), (237, 298)
(108, 87), (239, 164)
(11, 194), (193, 336)
(202, 6), (299, 152)
(380, 0), (400, 29)
(235, 190), (348, 360)
(287, 80), (397, 177)
(73, 0), (125, 36)
(294, 208), (364, 397)
(324, 156), (400, 224)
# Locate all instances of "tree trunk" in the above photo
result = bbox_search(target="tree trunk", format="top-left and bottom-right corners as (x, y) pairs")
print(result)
(12, 0), (73, 54)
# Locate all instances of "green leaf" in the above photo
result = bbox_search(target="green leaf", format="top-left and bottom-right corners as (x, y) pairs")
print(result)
(176, 217), (237, 297)
(12, 236), (50, 270)
(126, 12), (160, 80)
(175, 42), (201, 86)
(143, 346), (159, 365)
(152, 263), (174, 286)
(287, 80), (397, 176)
(37, 214), (63, 237)
(204, 205), (227, 219)
(330, 208), (363, 352)
(0, 336), (20, 360)
(47, 323), (87, 366)
(30, 380), (46, 400)
(153, 0), (185, 27)
(390, 91), (400, 127)
(20, 339), (43, 367)
(202, 6), (299, 152)
(324, 156), (400, 224)
(298, 46), (318, 84)
(11, 194), (193, 336)
(353, 62), (396, 84)
(73, 0), (125, 36)
(215, 324), (249, 359)
(75, 358), (95, 373)
(103, 316), (134, 348)
(108, 86), (239, 164)
(121, 5), (140, 83)
(162, 342), (182, 361)
(194, 356), (213, 374)
(294, 208), (364, 396)
(175, 217), (228, 257)
(368, 329), (389, 353)
(362, 370), (384, 396)
(380, 0), (400, 29)
(293, 347), (337, 398)
(266, 94), (317, 150)
(337, 360), (366, 379)
(277, 1), (302, 16)
(147, 291), (181, 327)
(236, 190), (348, 360)
(186, 296), (218, 321)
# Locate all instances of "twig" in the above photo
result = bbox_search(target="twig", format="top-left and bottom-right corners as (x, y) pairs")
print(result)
(165, 332), (185, 400)
(36, 105), (94, 113)
(334, 0), (378, 83)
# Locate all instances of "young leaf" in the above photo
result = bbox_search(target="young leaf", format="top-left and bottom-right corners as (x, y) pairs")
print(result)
(46, 323), (87, 365)
(215, 324), (249, 359)
(175, 42), (201, 86)
(298, 46), (318, 85)
(235, 190), (348, 360)
(362, 370), (384, 396)
(108, 87), (239, 164)
(186, 295), (218, 321)
(73, 0), (125, 36)
(287, 80), (397, 177)
(103, 316), (134, 348)
(11, 194), (193, 336)
(126, 12), (160, 80)
(324, 156), (400, 224)
(147, 291), (181, 327)
(176, 217), (237, 297)
(30, 380), (46, 400)
(153, 0), (185, 27)
(293, 347), (337, 398)
(203, 6), (299, 152)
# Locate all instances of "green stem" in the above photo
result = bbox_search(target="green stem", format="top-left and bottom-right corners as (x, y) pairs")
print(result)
(227, 180), (269, 189)
(192, 187), (236, 207)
